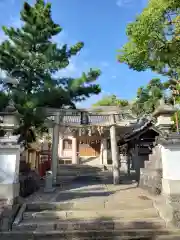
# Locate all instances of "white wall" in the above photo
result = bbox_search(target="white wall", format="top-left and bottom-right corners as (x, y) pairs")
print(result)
(161, 145), (180, 180)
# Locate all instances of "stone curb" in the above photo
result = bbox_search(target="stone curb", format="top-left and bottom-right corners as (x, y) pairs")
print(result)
(12, 203), (26, 227)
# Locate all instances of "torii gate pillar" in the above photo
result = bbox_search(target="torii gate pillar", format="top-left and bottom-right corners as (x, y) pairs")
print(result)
(51, 113), (60, 184)
(110, 114), (120, 184)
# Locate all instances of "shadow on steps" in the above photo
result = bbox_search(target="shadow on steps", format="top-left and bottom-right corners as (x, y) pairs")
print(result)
(1, 215), (173, 239)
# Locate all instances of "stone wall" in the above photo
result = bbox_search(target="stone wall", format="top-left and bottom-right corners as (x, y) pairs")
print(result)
(139, 145), (162, 195)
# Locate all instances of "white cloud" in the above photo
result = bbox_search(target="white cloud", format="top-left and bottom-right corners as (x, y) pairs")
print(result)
(100, 61), (109, 68)
(51, 30), (68, 47)
(116, 0), (134, 7)
(56, 58), (81, 78)
(116, 0), (147, 7)
(111, 75), (117, 79)
(55, 56), (92, 79)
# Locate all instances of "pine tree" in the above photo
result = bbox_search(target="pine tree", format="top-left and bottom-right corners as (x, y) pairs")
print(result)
(0, 0), (101, 146)
(131, 79), (165, 117)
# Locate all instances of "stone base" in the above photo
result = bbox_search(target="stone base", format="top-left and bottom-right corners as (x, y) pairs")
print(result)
(0, 183), (20, 201)
(154, 193), (180, 228)
(139, 168), (162, 195)
(154, 179), (180, 228)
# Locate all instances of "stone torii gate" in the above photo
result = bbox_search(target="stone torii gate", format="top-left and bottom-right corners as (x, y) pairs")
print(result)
(43, 106), (137, 185)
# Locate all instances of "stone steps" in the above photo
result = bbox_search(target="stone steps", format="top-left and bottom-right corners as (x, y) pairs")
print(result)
(57, 170), (101, 176)
(13, 218), (166, 231)
(57, 164), (101, 171)
(57, 165), (103, 182)
(9, 181), (180, 239)
(58, 164), (101, 169)
(2, 230), (180, 240)
(22, 208), (159, 220)
(25, 201), (154, 211)
(56, 173), (113, 185)
(12, 202), (173, 239)
(56, 165), (115, 185)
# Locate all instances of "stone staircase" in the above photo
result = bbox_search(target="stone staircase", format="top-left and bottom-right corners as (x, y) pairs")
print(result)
(56, 164), (112, 184)
(57, 164), (102, 176)
(2, 183), (180, 239)
(139, 145), (162, 195)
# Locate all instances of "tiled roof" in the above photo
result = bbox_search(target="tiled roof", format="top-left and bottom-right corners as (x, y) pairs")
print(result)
(121, 116), (160, 142)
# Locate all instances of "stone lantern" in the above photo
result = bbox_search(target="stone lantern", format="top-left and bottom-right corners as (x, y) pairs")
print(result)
(153, 98), (176, 133)
(0, 99), (19, 138)
(0, 100), (21, 204)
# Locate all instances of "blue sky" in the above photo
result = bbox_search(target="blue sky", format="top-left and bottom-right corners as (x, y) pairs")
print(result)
(0, 0), (164, 107)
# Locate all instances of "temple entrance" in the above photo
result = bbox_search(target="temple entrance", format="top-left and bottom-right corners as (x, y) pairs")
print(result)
(78, 138), (101, 157)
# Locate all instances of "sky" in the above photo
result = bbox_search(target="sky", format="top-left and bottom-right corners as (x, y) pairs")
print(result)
(0, 0), (164, 107)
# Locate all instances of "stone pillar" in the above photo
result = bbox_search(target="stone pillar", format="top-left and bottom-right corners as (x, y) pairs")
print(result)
(102, 139), (108, 165)
(134, 144), (140, 182)
(51, 114), (60, 184)
(120, 154), (128, 174)
(58, 137), (63, 158)
(127, 153), (131, 176)
(110, 114), (120, 184)
(72, 136), (78, 164)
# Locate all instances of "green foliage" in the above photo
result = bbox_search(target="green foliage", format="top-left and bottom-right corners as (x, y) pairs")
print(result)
(118, 0), (180, 77)
(0, 0), (101, 146)
(0, 91), (9, 111)
(118, 0), (180, 130)
(92, 94), (129, 107)
(131, 78), (166, 116)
